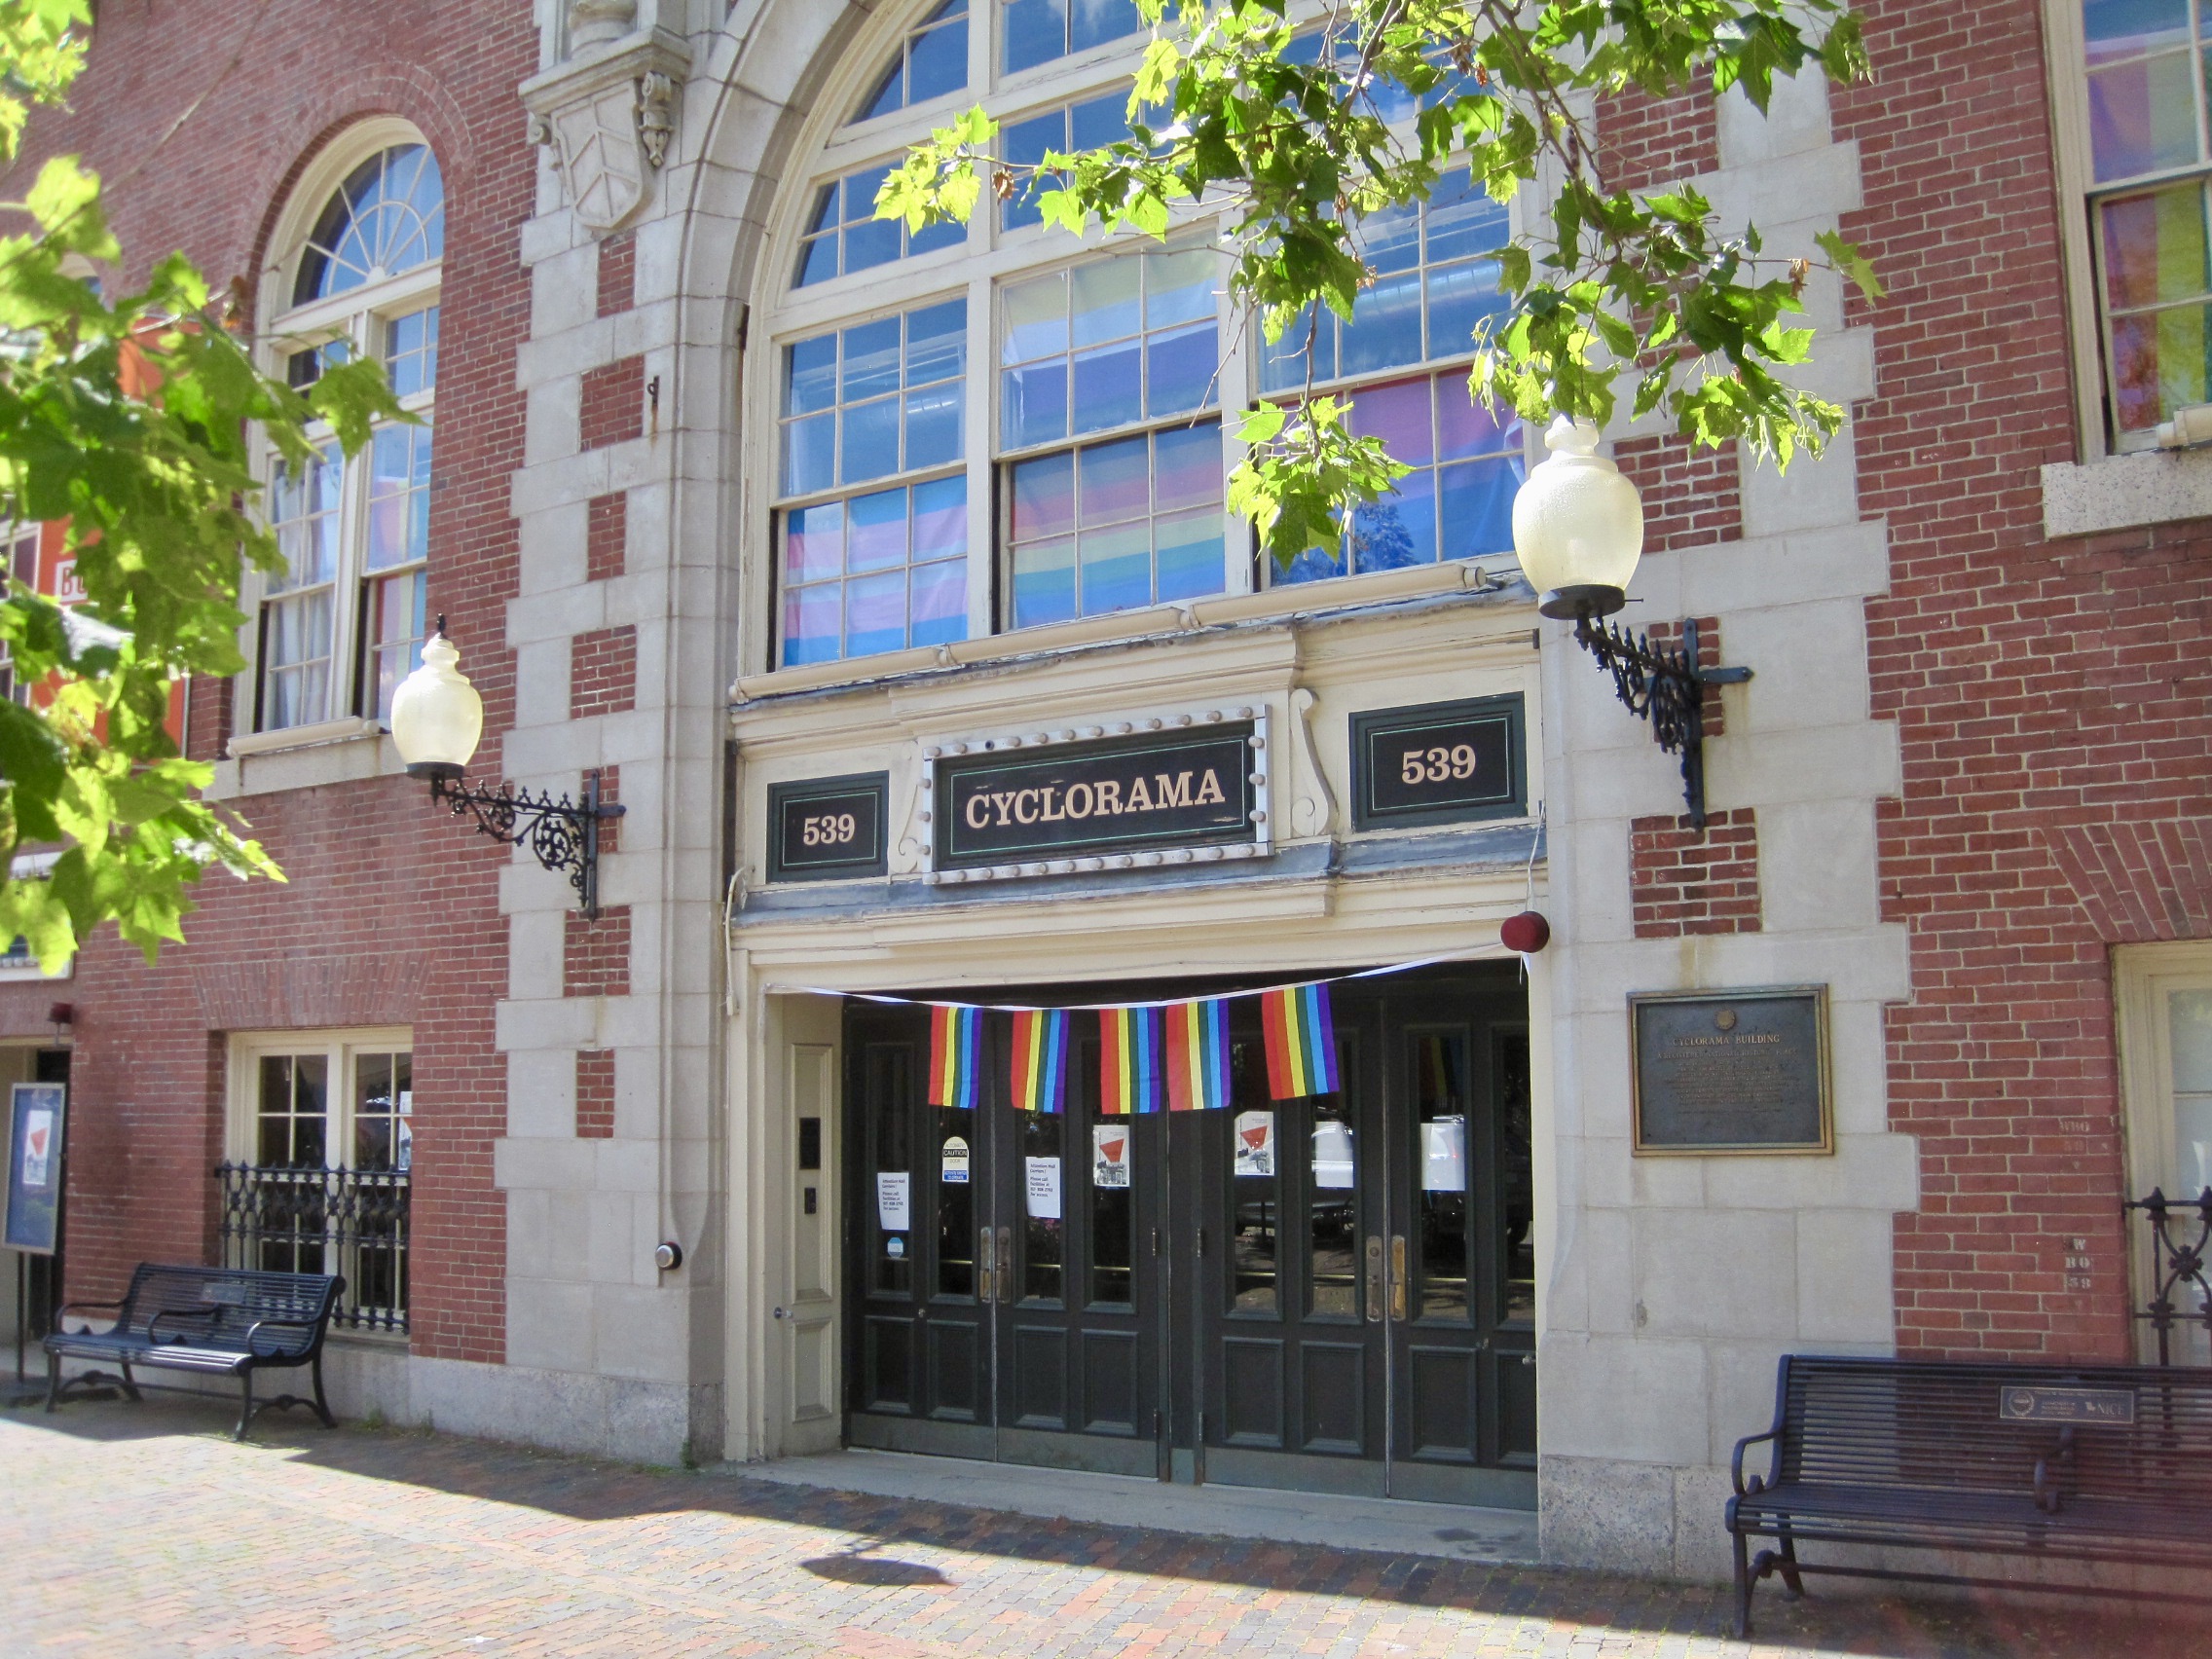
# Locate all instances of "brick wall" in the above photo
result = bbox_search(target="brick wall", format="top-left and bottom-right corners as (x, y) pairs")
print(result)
(1630, 809), (1761, 938)
(2, 0), (537, 1365)
(587, 492), (627, 582)
(575, 1049), (614, 1139)
(571, 625), (638, 719)
(565, 908), (632, 1000)
(597, 232), (634, 317)
(580, 356), (645, 450)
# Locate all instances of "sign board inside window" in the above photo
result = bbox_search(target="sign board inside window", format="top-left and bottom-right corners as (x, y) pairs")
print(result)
(767, 772), (889, 883)
(933, 721), (1259, 869)
(1349, 695), (1525, 831)
(4, 1081), (66, 1253)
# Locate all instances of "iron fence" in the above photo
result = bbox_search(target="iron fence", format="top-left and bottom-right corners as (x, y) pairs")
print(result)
(214, 1161), (410, 1335)
(2126, 1187), (2212, 1365)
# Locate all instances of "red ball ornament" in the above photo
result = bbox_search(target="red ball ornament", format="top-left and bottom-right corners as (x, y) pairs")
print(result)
(1500, 910), (1551, 954)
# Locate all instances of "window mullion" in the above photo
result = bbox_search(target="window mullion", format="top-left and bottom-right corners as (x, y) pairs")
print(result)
(967, 272), (995, 639)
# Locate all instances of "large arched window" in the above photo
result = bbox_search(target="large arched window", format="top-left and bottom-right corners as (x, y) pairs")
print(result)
(756, 4), (1520, 672)
(255, 132), (443, 732)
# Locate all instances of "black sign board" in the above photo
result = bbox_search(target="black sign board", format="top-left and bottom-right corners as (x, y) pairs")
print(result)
(1631, 986), (1830, 1155)
(935, 722), (1257, 868)
(766, 772), (889, 883)
(4, 1081), (66, 1253)
(1349, 695), (1525, 831)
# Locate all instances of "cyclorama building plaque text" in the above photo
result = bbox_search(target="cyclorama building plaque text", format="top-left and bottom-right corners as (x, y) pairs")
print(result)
(1630, 985), (1832, 1156)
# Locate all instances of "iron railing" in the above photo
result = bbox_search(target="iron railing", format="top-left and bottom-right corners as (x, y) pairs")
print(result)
(214, 1162), (410, 1335)
(2126, 1187), (2212, 1365)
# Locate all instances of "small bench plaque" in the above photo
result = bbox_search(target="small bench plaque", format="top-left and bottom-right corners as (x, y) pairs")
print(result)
(1999, 1386), (2137, 1425)
(1631, 986), (1830, 1155)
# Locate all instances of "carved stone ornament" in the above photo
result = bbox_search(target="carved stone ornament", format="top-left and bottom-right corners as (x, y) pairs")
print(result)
(520, 20), (690, 235)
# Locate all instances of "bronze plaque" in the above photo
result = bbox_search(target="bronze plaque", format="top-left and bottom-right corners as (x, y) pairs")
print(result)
(1631, 986), (1830, 1155)
(1999, 1386), (2137, 1425)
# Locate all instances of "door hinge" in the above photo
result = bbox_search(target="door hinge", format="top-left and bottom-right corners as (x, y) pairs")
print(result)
(1153, 1409), (1162, 1437)
(1196, 1226), (1205, 1257)
(1151, 1227), (1161, 1258)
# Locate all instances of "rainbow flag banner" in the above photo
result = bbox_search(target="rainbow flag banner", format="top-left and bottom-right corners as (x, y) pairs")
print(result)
(1011, 1008), (1071, 1115)
(1261, 983), (1340, 1100)
(1165, 997), (1233, 1112)
(928, 1005), (984, 1110)
(1098, 1006), (1162, 1116)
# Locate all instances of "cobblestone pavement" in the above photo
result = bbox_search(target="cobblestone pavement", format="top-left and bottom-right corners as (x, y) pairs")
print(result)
(2, 1395), (2204, 1659)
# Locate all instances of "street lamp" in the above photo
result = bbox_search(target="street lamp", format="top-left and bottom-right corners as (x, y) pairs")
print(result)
(389, 619), (626, 916)
(1512, 416), (1751, 829)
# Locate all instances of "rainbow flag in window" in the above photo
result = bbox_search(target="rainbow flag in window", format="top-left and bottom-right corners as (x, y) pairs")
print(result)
(928, 1005), (983, 1110)
(1010, 1008), (1071, 1116)
(1098, 1006), (1162, 1116)
(1164, 997), (1233, 1112)
(1261, 982), (1339, 1100)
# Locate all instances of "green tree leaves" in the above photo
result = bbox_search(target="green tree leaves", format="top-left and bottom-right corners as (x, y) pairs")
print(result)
(0, 0), (404, 970)
(878, 0), (1875, 567)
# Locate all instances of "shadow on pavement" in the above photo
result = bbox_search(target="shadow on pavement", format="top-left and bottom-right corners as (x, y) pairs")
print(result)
(10, 1394), (2208, 1658)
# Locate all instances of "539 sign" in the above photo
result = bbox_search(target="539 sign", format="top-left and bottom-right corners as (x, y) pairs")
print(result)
(767, 773), (889, 883)
(1350, 695), (1526, 831)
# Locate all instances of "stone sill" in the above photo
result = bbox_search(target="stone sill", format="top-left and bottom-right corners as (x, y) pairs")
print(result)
(226, 717), (383, 758)
(2042, 446), (2212, 538)
(730, 558), (1521, 705)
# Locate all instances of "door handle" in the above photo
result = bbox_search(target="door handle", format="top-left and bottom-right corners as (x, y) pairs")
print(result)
(1364, 1235), (1383, 1323)
(1389, 1235), (1408, 1323)
(978, 1225), (996, 1305)
(997, 1226), (1013, 1291)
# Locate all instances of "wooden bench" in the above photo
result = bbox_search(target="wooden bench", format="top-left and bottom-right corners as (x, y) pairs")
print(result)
(45, 1263), (344, 1442)
(1726, 1353), (2212, 1635)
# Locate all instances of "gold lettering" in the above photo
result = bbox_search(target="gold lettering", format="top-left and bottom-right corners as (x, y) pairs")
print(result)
(1154, 772), (1193, 809)
(966, 793), (993, 830)
(1125, 777), (1155, 812)
(991, 793), (1016, 827)
(1195, 768), (1225, 806)
(1014, 790), (1040, 825)
(1041, 786), (1065, 822)
(1094, 779), (1122, 815)
(1065, 783), (1093, 819)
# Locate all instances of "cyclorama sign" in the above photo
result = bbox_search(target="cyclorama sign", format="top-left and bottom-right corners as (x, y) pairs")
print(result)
(929, 714), (1267, 878)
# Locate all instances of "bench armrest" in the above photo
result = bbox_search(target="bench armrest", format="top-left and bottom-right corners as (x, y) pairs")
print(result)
(241, 1315), (322, 1355)
(1731, 1427), (1783, 1498)
(145, 1307), (222, 1344)
(53, 1299), (125, 1334)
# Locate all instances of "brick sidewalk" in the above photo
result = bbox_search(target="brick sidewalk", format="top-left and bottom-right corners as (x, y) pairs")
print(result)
(1, 1397), (2202, 1658)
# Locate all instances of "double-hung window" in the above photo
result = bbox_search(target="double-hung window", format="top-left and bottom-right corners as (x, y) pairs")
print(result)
(257, 140), (442, 731)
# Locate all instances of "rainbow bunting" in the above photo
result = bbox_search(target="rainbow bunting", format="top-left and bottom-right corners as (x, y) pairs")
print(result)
(928, 1005), (983, 1109)
(1261, 983), (1340, 1099)
(1098, 1006), (1162, 1116)
(1164, 997), (1233, 1112)
(1010, 1008), (1071, 1115)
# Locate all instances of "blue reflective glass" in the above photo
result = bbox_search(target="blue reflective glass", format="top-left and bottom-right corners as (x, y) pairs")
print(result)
(785, 335), (837, 415)
(1426, 261), (1508, 362)
(1072, 339), (1143, 433)
(1277, 542), (1346, 585)
(1145, 319), (1217, 417)
(1260, 303), (1327, 392)
(859, 59), (905, 123)
(796, 235), (839, 287)
(912, 474), (970, 557)
(1004, 0), (1064, 72)
(782, 411), (836, 497)
(1080, 521), (1153, 613)
(841, 396), (902, 484)
(1071, 92), (1131, 148)
(1000, 110), (1063, 230)
(904, 382), (964, 469)
(806, 184), (840, 235)
(1368, 72), (1418, 127)
(1349, 469), (1436, 571)
(1438, 456), (1523, 559)
(909, 217), (965, 256)
(842, 317), (902, 401)
(843, 168), (889, 224)
(1424, 170), (1506, 264)
(1360, 201), (1421, 274)
(843, 216), (902, 273)
(906, 300), (966, 383)
(1001, 360), (1069, 448)
(1072, 0), (1142, 52)
(1340, 269), (1424, 376)
(1154, 509), (1226, 602)
(907, 15), (969, 104)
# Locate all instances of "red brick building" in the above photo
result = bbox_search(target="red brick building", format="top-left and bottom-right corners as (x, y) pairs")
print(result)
(4, 0), (2206, 1583)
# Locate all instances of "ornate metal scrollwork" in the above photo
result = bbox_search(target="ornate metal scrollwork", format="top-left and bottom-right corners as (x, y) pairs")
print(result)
(1570, 610), (1751, 830)
(427, 768), (626, 916)
(2127, 1187), (2212, 1365)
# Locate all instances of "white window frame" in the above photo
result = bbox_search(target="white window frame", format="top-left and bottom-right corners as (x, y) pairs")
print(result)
(225, 1026), (416, 1172)
(242, 117), (441, 744)
(745, 2), (1528, 683)
(2114, 941), (2212, 1362)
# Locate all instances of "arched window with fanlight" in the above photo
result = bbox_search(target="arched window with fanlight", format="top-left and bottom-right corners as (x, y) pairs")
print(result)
(755, 3), (1520, 674)
(255, 133), (443, 732)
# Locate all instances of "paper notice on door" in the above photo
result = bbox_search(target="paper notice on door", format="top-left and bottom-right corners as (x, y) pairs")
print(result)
(1311, 1119), (1355, 1189)
(940, 1134), (971, 1184)
(1422, 1117), (1467, 1192)
(875, 1170), (910, 1231)
(1233, 1110), (1275, 1177)
(1092, 1125), (1130, 1188)
(1025, 1155), (1062, 1219)
(19, 1108), (53, 1189)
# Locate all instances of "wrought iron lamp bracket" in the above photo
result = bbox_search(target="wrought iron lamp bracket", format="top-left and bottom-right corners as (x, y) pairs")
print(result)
(1569, 609), (1751, 830)
(424, 768), (627, 917)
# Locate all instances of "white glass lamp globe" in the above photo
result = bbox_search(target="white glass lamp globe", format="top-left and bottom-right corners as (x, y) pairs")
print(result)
(1511, 414), (1644, 619)
(389, 627), (483, 782)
